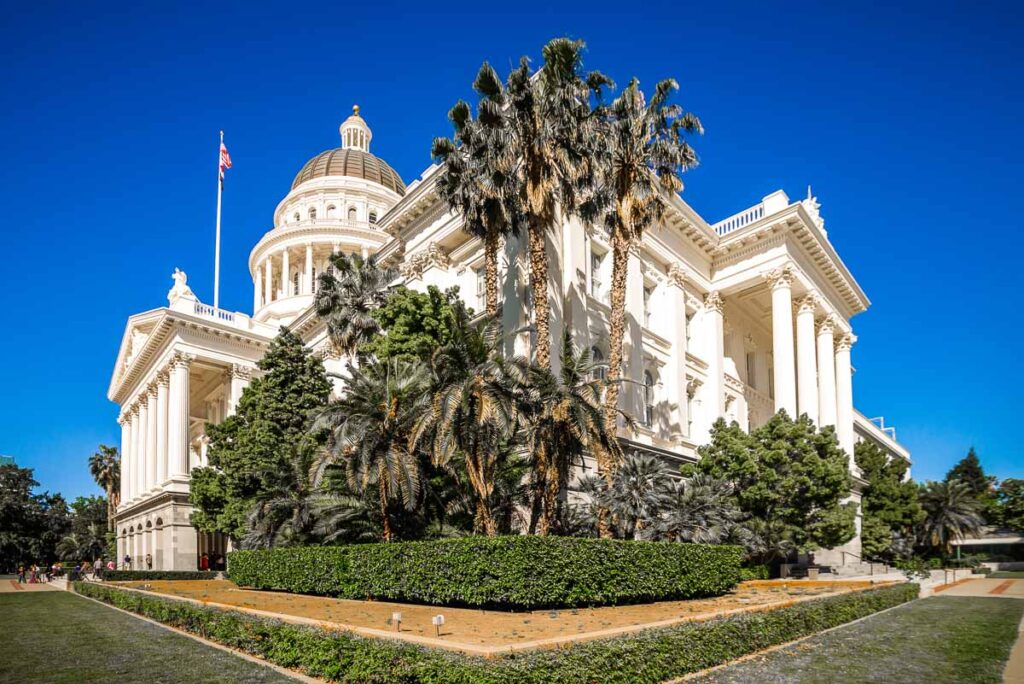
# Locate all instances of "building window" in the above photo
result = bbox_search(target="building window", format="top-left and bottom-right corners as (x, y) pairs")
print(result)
(643, 371), (655, 427)
(590, 251), (603, 298)
(293, 212), (300, 223)
(326, 204), (337, 219)
(746, 352), (756, 389)
(591, 347), (606, 381)
(347, 206), (357, 221)
(475, 268), (486, 311)
(369, 211), (378, 224)
(643, 285), (653, 327)
(308, 207), (317, 221)
(311, 266), (317, 293)
(292, 272), (299, 296)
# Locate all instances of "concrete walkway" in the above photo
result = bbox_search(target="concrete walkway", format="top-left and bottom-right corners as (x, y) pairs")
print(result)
(0, 578), (59, 593)
(939, 579), (1024, 683)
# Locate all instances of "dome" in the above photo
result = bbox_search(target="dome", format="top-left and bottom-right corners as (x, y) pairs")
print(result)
(291, 147), (405, 195)
(290, 105), (405, 195)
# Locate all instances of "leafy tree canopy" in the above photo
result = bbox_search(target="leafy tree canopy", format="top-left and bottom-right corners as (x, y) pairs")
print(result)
(190, 328), (332, 541)
(945, 447), (995, 497)
(690, 412), (856, 560)
(361, 286), (471, 363)
(855, 440), (923, 559)
(0, 464), (70, 570)
(996, 478), (1024, 532)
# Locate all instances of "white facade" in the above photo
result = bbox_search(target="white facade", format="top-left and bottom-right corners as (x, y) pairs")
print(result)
(110, 108), (909, 569)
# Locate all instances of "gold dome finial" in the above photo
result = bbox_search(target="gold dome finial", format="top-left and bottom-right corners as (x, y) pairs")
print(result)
(353, 104), (360, 116)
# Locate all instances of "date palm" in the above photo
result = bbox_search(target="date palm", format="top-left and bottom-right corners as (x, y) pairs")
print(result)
(469, 38), (611, 368)
(312, 358), (430, 541)
(432, 94), (522, 318)
(412, 310), (525, 535)
(588, 78), (701, 470)
(918, 479), (983, 555)
(520, 332), (628, 535)
(314, 253), (397, 358)
(89, 445), (120, 531)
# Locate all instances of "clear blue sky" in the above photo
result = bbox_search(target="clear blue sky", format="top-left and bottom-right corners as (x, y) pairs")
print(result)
(1, 0), (1020, 501)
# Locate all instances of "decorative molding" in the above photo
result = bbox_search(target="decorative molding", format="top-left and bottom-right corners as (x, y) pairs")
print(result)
(703, 291), (724, 314)
(686, 377), (703, 398)
(668, 263), (688, 288)
(227, 364), (253, 381)
(836, 332), (856, 351)
(156, 370), (170, 387)
(763, 264), (796, 291)
(399, 241), (450, 279)
(171, 351), (195, 370)
(796, 294), (818, 315)
(816, 315), (838, 336)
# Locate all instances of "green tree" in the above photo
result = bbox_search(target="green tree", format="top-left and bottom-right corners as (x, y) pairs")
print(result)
(0, 465), (71, 570)
(996, 479), (1024, 532)
(465, 38), (611, 369)
(918, 479), (983, 555)
(587, 78), (702, 483)
(855, 440), (923, 560)
(88, 444), (120, 531)
(691, 413), (856, 562)
(190, 328), (332, 541)
(361, 286), (469, 363)
(58, 495), (108, 561)
(314, 253), (396, 358)
(945, 447), (995, 496)
(313, 358), (431, 541)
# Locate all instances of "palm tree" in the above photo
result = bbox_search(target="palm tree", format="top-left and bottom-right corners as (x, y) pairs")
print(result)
(89, 445), (120, 532)
(468, 38), (611, 369)
(588, 78), (702, 469)
(432, 94), (522, 318)
(918, 479), (983, 555)
(654, 473), (743, 544)
(520, 332), (628, 535)
(413, 310), (525, 535)
(582, 453), (669, 539)
(314, 253), (397, 358)
(312, 358), (431, 541)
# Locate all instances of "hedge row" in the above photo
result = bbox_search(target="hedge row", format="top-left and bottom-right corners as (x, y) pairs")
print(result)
(228, 537), (744, 609)
(74, 580), (918, 683)
(104, 570), (215, 582)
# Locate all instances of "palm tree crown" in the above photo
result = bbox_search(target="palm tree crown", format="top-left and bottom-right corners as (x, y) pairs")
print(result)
(918, 479), (983, 555)
(314, 253), (397, 358)
(89, 445), (120, 531)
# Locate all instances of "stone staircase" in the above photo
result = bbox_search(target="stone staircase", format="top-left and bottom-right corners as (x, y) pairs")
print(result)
(823, 561), (896, 579)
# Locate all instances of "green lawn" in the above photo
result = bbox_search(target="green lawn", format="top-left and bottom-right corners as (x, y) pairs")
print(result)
(0, 591), (297, 683)
(692, 596), (1022, 684)
(990, 571), (1024, 579)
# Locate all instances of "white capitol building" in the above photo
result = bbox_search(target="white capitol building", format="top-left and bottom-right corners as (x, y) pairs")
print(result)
(109, 106), (909, 570)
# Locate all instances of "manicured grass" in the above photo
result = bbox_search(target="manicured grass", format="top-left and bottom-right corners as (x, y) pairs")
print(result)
(0, 592), (296, 683)
(692, 596), (1024, 684)
(990, 571), (1024, 579)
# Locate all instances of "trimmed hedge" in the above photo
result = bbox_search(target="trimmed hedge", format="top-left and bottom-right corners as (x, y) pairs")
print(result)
(228, 537), (744, 609)
(739, 564), (771, 581)
(74, 580), (918, 683)
(104, 570), (215, 582)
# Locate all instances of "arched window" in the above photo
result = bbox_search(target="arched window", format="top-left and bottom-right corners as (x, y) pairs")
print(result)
(591, 347), (606, 381)
(293, 212), (300, 223)
(643, 371), (655, 427)
(293, 272), (299, 296)
(347, 206), (357, 221)
(326, 204), (337, 219)
(308, 207), (317, 221)
(369, 211), (378, 224)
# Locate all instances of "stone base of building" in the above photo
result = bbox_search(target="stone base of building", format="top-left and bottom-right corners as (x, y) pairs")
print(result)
(114, 492), (228, 571)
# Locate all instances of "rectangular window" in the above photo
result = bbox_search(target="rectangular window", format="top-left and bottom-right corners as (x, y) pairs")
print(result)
(643, 286), (653, 327)
(475, 268), (486, 311)
(590, 251), (603, 298)
(746, 352), (756, 389)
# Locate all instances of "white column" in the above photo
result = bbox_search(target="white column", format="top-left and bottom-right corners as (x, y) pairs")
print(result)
(304, 243), (313, 294)
(625, 246), (646, 422)
(156, 372), (169, 486)
(263, 258), (273, 305)
(704, 291), (725, 424)
(795, 295), (819, 424)
(167, 353), (192, 479)
(835, 332), (856, 470)
(254, 268), (262, 311)
(128, 405), (140, 500)
(118, 413), (130, 505)
(145, 385), (157, 492)
(817, 317), (838, 428)
(226, 365), (252, 416)
(668, 265), (688, 438)
(767, 266), (796, 416)
(280, 248), (290, 297)
(132, 402), (145, 498)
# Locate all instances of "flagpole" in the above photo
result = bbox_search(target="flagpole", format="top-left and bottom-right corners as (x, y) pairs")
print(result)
(214, 130), (224, 310)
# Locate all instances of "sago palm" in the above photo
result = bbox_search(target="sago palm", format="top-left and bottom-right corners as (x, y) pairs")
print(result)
(588, 78), (701, 469)
(432, 94), (522, 318)
(918, 479), (983, 555)
(654, 473), (743, 544)
(312, 358), (431, 541)
(89, 444), (120, 531)
(413, 310), (525, 535)
(469, 38), (611, 368)
(314, 253), (397, 358)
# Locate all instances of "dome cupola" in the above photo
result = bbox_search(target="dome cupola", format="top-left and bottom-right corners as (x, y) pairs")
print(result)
(340, 105), (372, 151)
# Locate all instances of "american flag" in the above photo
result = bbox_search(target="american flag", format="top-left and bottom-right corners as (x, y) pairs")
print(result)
(219, 141), (232, 181)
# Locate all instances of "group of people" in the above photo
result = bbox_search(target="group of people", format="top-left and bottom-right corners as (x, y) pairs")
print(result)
(15, 558), (114, 583)
(120, 553), (155, 571)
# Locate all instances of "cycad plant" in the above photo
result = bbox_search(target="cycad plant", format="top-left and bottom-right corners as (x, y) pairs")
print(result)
(654, 473), (743, 544)
(312, 358), (431, 541)
(314, 253), (397, 358)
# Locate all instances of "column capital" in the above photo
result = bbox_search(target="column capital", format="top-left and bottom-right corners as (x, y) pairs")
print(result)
(137, 393), (149, 408)
(703, 290), (724, 314)
(156, 370), (170, 387)
(170, 352), (195, 370)
(836, 332), (857, 351)
(763, 264), (796, 290)
(227, 364), (253, 380)
(668, 263), (688, 288)
(816, 314), (839, 336)
(796, 294), (818, 315)
(686, 377), (703, 398)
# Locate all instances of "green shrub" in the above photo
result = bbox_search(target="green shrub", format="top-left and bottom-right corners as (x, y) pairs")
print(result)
(104, 570), (215, 582)
(227, 537), (744, 609)
(739, 564), (771, 581)
(74, 580), (918, 683)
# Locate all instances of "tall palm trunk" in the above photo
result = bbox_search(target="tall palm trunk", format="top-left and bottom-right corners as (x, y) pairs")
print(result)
(106, 486), (115, 533)
(527, 217), (552, 369)
(603, 232), (631, 450)
(484, 229), (500, 318)
(379, 477), (392, 542)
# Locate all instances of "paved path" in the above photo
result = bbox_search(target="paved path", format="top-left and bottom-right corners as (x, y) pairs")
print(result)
(936, 577), (1024, 599)
(0, 577), (59, 593)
